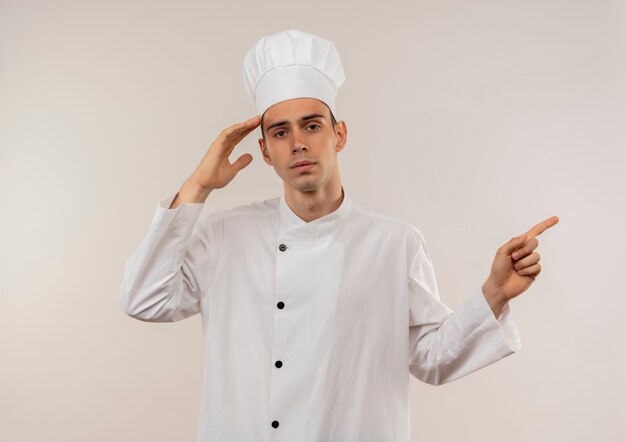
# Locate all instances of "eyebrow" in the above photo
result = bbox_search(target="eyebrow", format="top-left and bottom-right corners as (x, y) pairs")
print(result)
(265, 113), (326, 131)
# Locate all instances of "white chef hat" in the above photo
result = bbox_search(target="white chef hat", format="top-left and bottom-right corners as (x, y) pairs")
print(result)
(242, 29), (346, 119)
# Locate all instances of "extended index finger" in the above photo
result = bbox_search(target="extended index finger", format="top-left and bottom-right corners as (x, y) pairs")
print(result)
(526, 215), (560, 239)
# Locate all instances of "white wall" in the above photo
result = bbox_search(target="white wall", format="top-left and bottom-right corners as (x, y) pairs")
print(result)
(1, 0), (624, 440)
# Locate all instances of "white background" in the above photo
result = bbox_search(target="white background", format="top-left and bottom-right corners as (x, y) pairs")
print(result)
(1, 0), (625, 440)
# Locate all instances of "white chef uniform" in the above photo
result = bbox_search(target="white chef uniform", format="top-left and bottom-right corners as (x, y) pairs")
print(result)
(120, 186), (521, 441)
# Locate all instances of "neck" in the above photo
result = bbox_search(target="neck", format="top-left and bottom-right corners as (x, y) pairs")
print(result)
(283, 181), (344, 223)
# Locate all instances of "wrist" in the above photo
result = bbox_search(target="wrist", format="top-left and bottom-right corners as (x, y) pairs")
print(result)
(185, 177), (212, 195)
(172, 179), (212, 207)
(482, 279), (508, 319)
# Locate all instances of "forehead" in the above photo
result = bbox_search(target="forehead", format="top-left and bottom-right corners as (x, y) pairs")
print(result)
(263, 98), (329, 127)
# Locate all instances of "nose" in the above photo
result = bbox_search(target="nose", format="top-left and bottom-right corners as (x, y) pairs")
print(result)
(292, 129), (308, 153)
(292, 144), (308, 153)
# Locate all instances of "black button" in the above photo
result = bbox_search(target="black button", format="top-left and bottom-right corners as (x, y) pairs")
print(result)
(277, 301), (285, 309)
(275, 360), (282, 368)
(271, 420), (279, 428)
(279, 244), (287, 251)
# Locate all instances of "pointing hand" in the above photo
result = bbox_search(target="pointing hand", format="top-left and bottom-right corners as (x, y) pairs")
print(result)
(483, 216), (560, 305)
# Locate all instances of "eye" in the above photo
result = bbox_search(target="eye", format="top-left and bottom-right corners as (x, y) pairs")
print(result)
(274, 130), (286, 138)
(307, 124), (320, 130)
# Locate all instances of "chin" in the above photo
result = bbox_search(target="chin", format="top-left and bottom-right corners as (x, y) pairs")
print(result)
(290, 179), (321, 193)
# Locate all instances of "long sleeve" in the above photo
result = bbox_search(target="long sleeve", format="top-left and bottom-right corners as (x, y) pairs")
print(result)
(408, 231), (522, 385)
(120, 192), (214, 322)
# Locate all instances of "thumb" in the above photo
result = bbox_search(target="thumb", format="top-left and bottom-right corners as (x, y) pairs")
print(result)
(501, 233), (527, 255)
(232, 153), (253, 172)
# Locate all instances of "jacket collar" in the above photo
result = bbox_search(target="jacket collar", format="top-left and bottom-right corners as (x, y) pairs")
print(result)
(278, 186), (352, 239)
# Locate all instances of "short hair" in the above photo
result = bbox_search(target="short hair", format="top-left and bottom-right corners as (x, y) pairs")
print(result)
(260, 102), (338, 142)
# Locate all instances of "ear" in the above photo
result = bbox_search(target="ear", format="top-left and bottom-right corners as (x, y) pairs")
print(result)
(334, 120), (348, 153)
(258, 138), (273, 165)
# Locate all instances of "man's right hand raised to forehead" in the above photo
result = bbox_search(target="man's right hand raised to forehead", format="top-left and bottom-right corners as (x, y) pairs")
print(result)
(169, 115), (261, 209)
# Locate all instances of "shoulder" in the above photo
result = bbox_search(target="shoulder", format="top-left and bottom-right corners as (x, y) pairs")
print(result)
(195, 195), (280, 233)
(348, 196), (426, 243)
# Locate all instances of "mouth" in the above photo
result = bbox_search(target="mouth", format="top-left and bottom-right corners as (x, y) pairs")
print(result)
(290, 161), (317, 171)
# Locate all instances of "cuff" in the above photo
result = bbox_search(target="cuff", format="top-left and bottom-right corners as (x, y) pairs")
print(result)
(153, 192), (205, 225)
(471, 287), (522, 352)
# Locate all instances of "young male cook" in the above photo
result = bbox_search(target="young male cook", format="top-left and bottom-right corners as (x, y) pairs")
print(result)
(121, 29), (559, 442)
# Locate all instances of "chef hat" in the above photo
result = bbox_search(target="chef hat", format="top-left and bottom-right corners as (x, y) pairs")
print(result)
(242, 29), (346, 118)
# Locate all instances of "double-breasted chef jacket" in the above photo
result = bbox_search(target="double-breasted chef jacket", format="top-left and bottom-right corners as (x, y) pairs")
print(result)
(120, 186), (521, 442)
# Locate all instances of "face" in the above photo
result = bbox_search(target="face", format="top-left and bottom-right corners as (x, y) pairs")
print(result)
(258, 98), (347, 195)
